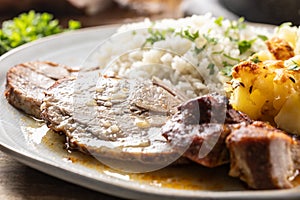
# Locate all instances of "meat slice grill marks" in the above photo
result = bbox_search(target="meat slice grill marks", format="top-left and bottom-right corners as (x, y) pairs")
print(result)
(161, 93), (252, 168)
(5, 61), (77, 119)
(41, 74), (185, 172)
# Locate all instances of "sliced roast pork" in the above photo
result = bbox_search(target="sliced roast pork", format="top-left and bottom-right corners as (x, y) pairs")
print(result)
(226, 121), (300, 189)
(161, 93), (252, 167)
(162, 94), (300, 189)
(41, 73), (184, 171)
(5, 61), (77, 119)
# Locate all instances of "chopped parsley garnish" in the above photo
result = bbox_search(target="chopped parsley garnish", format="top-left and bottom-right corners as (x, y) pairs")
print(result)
(167, 27), (175, 32)
(142, 28), (176, 47)
(231, 17), (246, 30)
(238, 39), (256, 54)
(203, 34), (218, 45)
(207, 63), (215, 75)
(257, 34), (268, 41)
(214, 16), (224, 27)
(212, 50), (224, 55)
(194, 45), (206, 54)
(289, 65), (300, 70)
(288, 60), (300, 70)
(278, 22), (292, 30)
(221, 61), (234, 77)
(276, 22), (293, 34)
(142, 28), (168, 46)
(223, 53), (240, 62)
(177, 29), (199, 41)
(250, 56), (262, 64)
(237, 17), (247, 29)
(224, 17), (246, 40)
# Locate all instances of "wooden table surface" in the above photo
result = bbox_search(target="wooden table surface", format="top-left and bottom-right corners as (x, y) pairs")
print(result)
(0, 151), (124, 200)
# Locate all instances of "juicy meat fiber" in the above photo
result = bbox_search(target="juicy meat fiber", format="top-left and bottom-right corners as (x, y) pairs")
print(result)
(5, 61), (77, 118)
(41, 74), (183, 171)
(226, 121), (300, 189)
(161, 93), (252, 167)
(162, 94), (300, 189)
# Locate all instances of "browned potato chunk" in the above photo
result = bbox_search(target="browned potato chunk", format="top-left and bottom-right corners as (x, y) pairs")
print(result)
(266, 37), (294, 60)
(230, 55), (300, 135)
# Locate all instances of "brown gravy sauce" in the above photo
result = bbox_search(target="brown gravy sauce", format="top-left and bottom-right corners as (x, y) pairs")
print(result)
(22, 117), (300, 191)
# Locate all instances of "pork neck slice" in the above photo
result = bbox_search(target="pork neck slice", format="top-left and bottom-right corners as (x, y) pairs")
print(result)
(162, 94), (300, 189)
(5, 61), (78, 118)
(41, 74), (184, 171)
(226, 121), (300, 189)
(161, 93), (252, 167)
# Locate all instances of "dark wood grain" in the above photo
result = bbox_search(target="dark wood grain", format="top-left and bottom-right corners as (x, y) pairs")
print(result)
(0, 151), (124, 200)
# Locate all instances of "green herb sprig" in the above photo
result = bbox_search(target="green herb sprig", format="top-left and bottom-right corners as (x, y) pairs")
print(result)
(0, 10), (81, 55)
(203, 33), (218, 45)
(207, 63), (215, 75)
(250, 56), (262, 64)
(142, 28), (175, 47)
(288, 60), (300, 71)
(221, 61), (234, 77)
(214, 16), (224, 27)
(177, 29), (199, 42)
(238, 39), (256, 54)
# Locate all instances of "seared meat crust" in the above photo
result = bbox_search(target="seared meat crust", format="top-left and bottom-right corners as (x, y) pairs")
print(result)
(226, 121), (300, 189)
(5, 61), (77, 118)
(162, 93), (252, 167)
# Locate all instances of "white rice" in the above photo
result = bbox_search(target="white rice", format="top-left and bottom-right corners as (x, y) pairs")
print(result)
(87, 13), (273, 98)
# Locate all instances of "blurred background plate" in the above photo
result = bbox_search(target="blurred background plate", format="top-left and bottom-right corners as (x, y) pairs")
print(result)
(1, 0), (298, 28)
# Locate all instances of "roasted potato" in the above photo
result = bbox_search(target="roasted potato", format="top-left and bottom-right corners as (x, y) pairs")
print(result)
(230, 55), (300, 135)
(266, 37), (294, 60)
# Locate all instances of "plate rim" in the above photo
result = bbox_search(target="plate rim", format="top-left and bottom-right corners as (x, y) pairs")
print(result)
(0, 24), (299, 200)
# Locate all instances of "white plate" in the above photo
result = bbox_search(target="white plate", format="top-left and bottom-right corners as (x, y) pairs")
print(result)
(0, 25), (300, 200)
